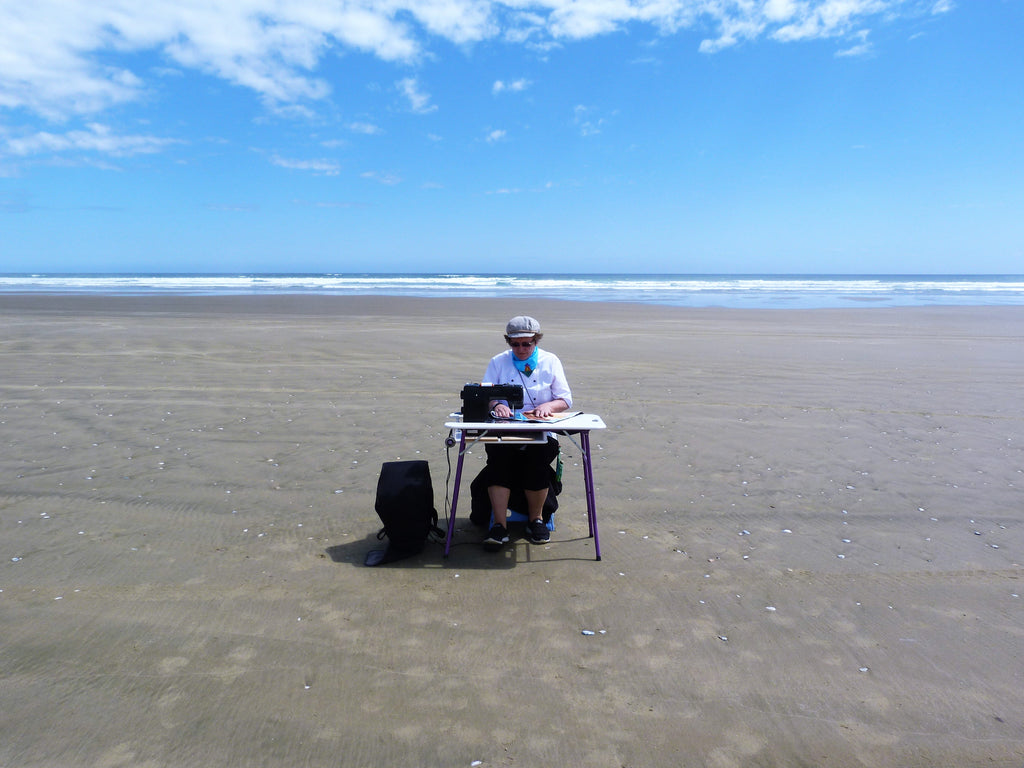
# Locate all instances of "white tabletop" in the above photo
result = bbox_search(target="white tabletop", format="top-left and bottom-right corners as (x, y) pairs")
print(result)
(445, 412), (605, 432)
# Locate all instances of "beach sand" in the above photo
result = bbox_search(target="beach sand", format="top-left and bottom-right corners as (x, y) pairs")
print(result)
(1, 295), (1022, 768)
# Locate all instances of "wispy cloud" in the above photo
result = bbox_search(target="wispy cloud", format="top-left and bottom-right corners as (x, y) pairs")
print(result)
(347, 122), (382, 135)
(835, 42), (873, 57)
(573, 105), (605, 137)
(835, 30), (874, 58)
(486, 129), (507, 143)
(493, 78), (531, 94)
(397, 77), (436, 114)
(204, 203), (259, 212)
(769, 1), (901, 46)
(2, 123), (180, 157)
(0, 1), (956, 121)
(269, 155), (340, 175)
(292, 199), (368, 209)
(361, 170), (402, 185)
(0, 191), (36, 213)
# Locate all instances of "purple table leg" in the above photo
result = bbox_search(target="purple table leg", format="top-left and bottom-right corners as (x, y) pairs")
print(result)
(444, 433), (467, 557)
(580, 430), (601, 560)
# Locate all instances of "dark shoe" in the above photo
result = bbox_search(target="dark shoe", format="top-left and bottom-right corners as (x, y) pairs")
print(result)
(526, 518), (550, 544)
(483, 524), (509, 551)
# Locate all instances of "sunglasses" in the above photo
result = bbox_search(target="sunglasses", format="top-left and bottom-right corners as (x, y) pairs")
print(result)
(509, 339), (536, 348)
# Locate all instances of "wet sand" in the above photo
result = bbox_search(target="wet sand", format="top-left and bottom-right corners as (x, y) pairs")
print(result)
(1, 295), (1022, 767)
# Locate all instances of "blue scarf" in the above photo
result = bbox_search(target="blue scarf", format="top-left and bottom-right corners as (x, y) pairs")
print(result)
(513, 347), (539, 377)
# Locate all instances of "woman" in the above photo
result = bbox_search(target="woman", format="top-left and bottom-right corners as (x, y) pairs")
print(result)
(482, 315), (572, 551)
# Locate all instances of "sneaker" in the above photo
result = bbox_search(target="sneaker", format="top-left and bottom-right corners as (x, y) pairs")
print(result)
(483, 524), (509, 551)
(526, 518), (550, 544)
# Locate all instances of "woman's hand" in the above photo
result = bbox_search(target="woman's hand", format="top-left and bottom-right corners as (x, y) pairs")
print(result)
(527, 400), (567, 419)
(491, 403), (513, 418)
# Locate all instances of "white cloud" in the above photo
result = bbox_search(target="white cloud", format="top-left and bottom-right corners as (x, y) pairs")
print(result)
(0, 191), (36, 212)
(835, 28), (873, 56)
(547, 0), (637, 38)
(292, 199), (366, 208)
(769, 0), (898, 45)
(0, 1), (955, 121)
(763, 0), (800, 23)
(397, 77), (437, 114)
(573, 104), (605, 136)
(3, 122), (180, 157)
(270, 155), (341, 175)
(486, 129), (507, 142)
(361, 170), (402, 184)
(205, 203), (259, 212)
(347, 121), (382, 134)
(0, 0), (431, 119)
(699, 0), (951, 52)
(835, 40), (873, 56)
(493, 78), (531, 94)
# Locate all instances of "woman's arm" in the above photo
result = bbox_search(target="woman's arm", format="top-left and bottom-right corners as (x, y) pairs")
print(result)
(526, 398), (568, 418)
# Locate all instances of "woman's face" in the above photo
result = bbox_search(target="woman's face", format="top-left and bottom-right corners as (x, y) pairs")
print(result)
(508, 336), (537, 361)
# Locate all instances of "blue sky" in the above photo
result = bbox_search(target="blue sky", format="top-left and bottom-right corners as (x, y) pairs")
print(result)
(1, 0), (1021, 274)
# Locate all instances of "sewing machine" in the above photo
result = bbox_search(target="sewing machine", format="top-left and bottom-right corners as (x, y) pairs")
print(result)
(459, 383), (524, 422)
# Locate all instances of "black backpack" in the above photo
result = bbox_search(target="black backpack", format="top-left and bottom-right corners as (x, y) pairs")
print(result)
(365, 460), (444, 566)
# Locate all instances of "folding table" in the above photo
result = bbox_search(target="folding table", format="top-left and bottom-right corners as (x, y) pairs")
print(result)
(443, 413), (607, 560)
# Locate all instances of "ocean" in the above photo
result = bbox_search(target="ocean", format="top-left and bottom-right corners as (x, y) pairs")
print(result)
(2, 273), (1024, 309)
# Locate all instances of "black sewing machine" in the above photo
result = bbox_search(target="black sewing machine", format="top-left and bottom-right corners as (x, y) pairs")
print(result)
(460, 383), (524, 422)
